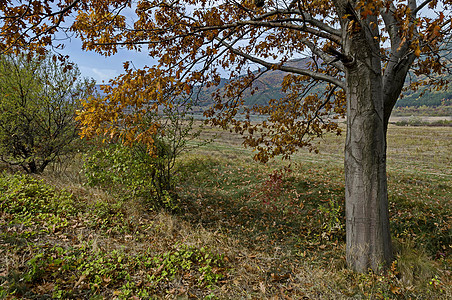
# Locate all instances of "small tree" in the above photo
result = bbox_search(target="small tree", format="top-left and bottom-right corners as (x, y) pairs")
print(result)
(82, 97), (200, 211)
(0, 53), (95, 173)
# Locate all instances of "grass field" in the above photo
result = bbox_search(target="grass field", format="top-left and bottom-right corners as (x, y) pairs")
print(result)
(0, 124), (451, 299)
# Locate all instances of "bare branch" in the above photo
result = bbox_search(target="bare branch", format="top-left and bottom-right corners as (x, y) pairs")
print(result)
(412, 0), (434, 15)
(252, 8), (341, 37)
(238, 20), (341, 44)
(299, 37), (345, 72)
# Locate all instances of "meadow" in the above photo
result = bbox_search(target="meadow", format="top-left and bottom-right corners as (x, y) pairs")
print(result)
(0, 123), (451, 299)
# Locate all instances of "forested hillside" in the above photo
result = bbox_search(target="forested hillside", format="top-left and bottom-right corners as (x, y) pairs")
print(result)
(187, 58), (452, 109)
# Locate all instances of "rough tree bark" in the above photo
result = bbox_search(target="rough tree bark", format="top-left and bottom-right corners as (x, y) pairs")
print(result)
(339, 1), (394, 272)
(344, 55), (393, 273)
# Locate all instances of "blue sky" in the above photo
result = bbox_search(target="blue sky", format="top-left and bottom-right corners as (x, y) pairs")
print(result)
(58, 37), (157, 84)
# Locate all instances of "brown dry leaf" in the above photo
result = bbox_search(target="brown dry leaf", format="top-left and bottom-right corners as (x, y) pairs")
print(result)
(390, 285), (401, 294)
(74, 274), (87, 288)
(244, 263), (254, 272)
(155, 263), (165, 274)
(36, 282), (55, 293)
(271, 273), (290, 282)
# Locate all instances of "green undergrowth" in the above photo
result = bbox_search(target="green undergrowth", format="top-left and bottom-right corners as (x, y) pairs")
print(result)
(0, 173), (227, 299)
(2, 242), (225, 299)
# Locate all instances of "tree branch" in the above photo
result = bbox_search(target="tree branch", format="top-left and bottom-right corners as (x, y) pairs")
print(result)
(217, 38), (345, 89)
(238, 20), (341, 44)
(252, 8), (341, 37)
(412, 0), (433, 15)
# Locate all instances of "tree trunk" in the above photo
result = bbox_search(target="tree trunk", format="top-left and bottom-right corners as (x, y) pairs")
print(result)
(344, 45), (393, 272)
(27, 160), (38, 174)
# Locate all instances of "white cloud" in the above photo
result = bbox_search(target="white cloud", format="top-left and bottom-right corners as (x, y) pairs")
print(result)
(79, 66), (119, 83)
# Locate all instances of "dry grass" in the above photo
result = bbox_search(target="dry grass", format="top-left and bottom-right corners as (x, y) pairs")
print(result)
(1, 123), (451, 299)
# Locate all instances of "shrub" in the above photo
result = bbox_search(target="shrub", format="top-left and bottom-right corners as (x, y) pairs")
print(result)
(0, 52), (95, 173)
(83, 140), (178, 211)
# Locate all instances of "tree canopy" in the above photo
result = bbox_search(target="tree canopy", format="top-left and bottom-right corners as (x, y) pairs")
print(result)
(1, 1), (449, 157)
(1, 0), (451, 272)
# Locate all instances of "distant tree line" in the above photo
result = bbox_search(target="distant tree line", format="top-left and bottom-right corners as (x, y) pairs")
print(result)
(396, 88), (452, 107)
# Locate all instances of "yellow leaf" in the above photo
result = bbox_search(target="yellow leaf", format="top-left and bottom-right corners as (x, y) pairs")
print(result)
(414, 46), (421, 57)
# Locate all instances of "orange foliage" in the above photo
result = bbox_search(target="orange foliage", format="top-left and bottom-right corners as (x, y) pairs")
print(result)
(1, 0), (450, 160)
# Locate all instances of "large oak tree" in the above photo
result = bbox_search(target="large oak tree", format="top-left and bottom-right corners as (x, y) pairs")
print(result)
(2, 0), (450, 272)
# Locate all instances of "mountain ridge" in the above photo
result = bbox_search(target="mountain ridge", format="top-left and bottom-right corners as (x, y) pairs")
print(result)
(94, 57), (452, 108)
